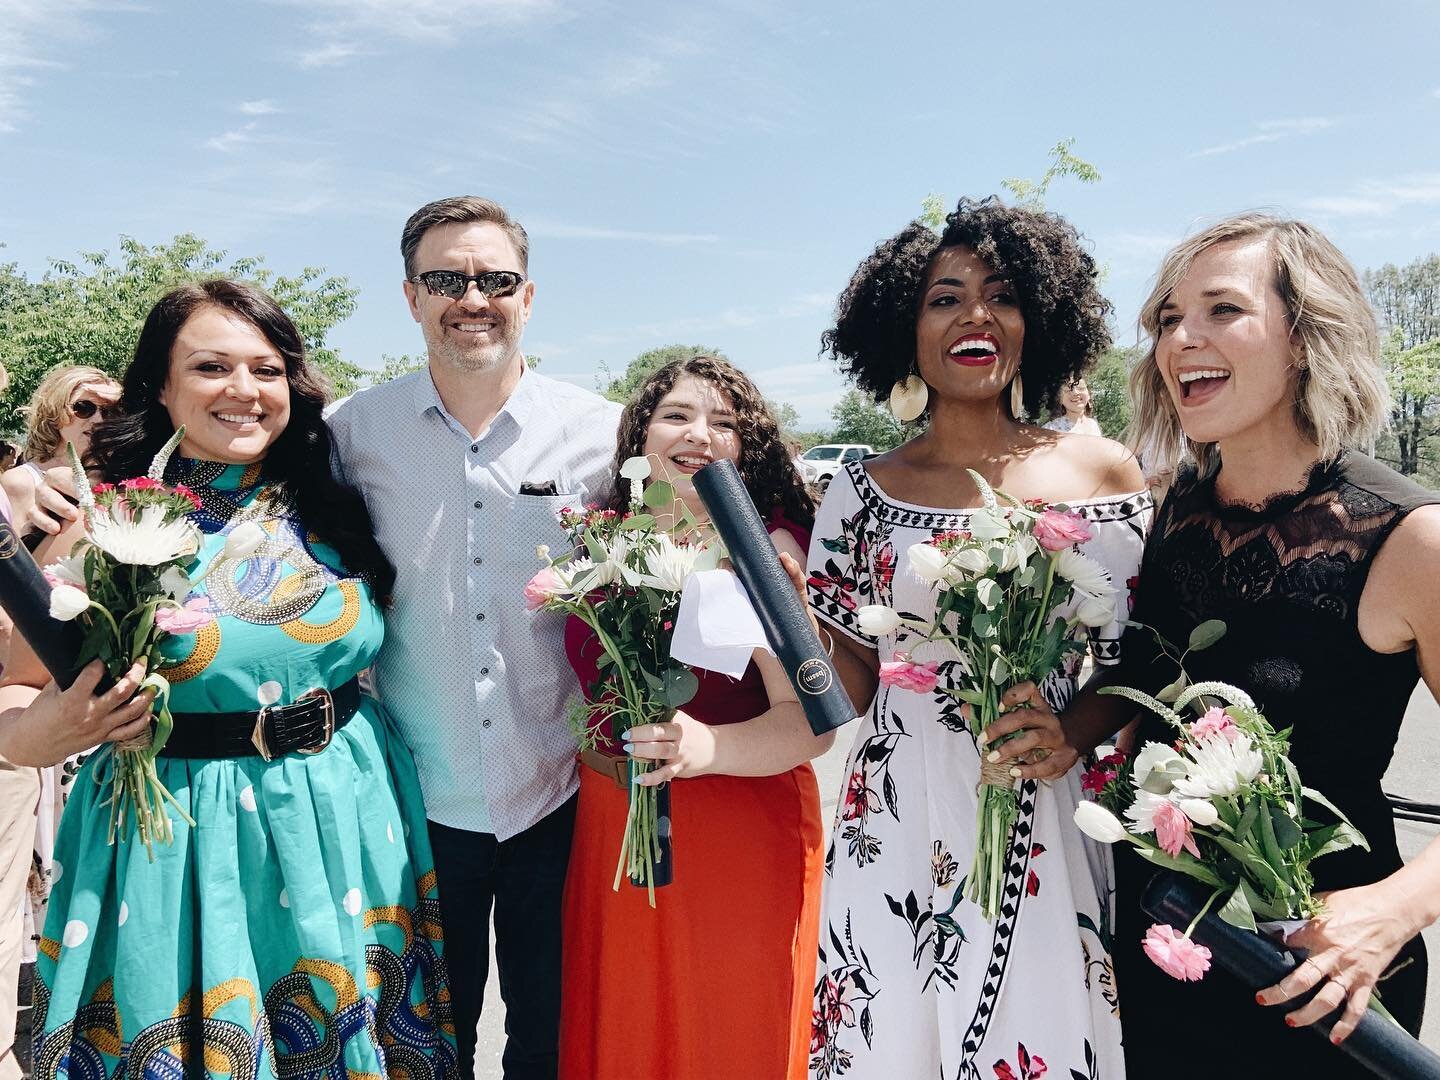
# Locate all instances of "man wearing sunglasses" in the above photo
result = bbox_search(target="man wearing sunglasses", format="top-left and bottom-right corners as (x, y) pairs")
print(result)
(326, 196), (621, 1080)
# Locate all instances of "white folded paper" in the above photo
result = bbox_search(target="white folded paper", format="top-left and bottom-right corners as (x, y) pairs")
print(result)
(670, 569), (773, 680)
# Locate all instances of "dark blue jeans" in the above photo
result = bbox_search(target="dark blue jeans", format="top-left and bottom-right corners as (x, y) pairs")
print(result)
(428, 795), (577, 1080)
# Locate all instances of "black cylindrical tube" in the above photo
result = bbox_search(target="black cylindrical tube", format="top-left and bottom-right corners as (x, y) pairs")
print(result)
(692, 460), (856, 736)
(1142, 872), (1440, 1079)
(0, 517), (89, 688)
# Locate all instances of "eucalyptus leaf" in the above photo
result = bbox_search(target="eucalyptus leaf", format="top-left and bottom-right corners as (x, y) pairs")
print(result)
(1155, 674), (1188, 704)
(662, 667), (699, 708)
(643, 480), (677, 510)
(1187, 619), (1227, 652)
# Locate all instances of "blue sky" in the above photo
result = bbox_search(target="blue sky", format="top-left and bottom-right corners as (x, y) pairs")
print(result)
(2, 0), (1438, 427)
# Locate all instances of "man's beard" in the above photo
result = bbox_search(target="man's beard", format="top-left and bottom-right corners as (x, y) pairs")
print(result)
(424, 322), (518, 374)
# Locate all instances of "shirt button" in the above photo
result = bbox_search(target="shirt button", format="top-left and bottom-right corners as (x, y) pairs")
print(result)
(471, 443), (479, 453)
(473, 500), (483, 509)
(482, 719), (493, 729)
(472, 557), (482, 566)
(475, 612), (485, 621)
(480, 667), (490, 676)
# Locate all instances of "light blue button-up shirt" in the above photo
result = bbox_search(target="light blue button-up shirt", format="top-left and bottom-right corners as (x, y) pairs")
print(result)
(327, 365), (622, 839)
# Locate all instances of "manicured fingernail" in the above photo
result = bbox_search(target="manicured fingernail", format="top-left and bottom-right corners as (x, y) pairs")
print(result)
(1255, 992), (1266, 1005)
(1284, 1016), (1296, 1027)
(1009, 766), (1022, 778)
(620, 729), (632, 742)
(623, 744), (636, 755)
(1331, 1034), (1342, 1045)
(987, 750), (1000, 762)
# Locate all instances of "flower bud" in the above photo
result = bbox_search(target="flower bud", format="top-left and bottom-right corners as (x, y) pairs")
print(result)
(49, 584), (91, 622)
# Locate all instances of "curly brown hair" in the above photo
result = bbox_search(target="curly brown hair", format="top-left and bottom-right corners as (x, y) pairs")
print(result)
(823, 196), (1113, 417)
(604, 355), (814, 529)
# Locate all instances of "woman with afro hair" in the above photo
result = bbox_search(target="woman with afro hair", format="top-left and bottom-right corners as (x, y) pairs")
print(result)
(805, 198), (1150, 1079)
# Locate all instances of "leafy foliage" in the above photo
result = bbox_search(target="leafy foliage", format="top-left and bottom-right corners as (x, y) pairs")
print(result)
(0, 235), (360, 432)
(1365, 255), (1440, 479)
(828, 389), (911, 450)
(1086, 346), (1134, 439)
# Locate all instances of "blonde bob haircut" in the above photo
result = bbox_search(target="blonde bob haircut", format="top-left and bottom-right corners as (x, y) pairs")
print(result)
(1127, 212), (1390, 476)
(21, 365), (118, 463)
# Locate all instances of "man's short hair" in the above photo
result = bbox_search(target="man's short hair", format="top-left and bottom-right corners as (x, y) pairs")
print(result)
(401, 196), (530, 278)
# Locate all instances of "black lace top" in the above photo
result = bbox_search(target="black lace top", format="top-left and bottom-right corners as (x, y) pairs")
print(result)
(1112, 451), (1437, 1067)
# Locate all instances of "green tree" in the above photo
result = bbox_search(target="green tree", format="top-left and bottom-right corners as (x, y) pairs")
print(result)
(0, 235), (361, 431)
(829, 389), (909, 451)
(372, 353), (427, 385)
(1365, 255), (1440, 477)
(599, 344), (724, 403)
(922, 138), (1101, 227)
(1087, 346), (1135, 440)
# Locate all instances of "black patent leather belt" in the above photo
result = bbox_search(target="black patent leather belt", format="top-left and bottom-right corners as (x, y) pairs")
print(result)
(158, 678), (360, 760)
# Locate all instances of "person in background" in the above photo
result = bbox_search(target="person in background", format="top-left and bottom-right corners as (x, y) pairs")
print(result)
(326, 195), (622, 1080)
(1044, 376), (1103, 435)
(1, 366), (120, 538)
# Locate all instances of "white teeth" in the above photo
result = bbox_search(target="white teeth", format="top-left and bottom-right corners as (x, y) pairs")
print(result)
(216, 413), (261, 423)
(1177, 369), (1230, 384)
(453, 323), (496, 331)
(949, 337), (997, 355)
(672, 455), (710, 467)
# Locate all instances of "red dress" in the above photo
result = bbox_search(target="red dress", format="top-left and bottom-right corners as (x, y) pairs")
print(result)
(558, 528), (825, 1080)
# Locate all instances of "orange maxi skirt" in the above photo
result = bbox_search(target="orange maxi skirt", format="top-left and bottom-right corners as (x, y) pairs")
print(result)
(558, 762), (825, 1080)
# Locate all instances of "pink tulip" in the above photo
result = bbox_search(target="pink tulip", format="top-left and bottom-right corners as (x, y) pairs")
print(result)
(1152, 799), (1202, 858)
(1032, 509), (1093, 552)
(1143, 924), (1212, 981)
(155, 597), (214, 634)
(523, 566), (565, 610)
(878, 658), (940, 694)
(1191, 706), (1241, 743)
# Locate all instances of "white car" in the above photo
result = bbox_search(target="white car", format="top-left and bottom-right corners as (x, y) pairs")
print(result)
(798, 444), (874, 490)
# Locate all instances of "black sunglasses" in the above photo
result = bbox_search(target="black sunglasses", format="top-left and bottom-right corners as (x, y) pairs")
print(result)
(411, 269), (526, 301)
(69, 399), (118, 420)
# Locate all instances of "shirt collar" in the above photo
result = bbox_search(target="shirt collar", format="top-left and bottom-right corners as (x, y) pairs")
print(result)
(411, 358), (538, 433)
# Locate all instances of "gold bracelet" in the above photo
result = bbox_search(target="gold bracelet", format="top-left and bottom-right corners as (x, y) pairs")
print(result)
(818, 625), (835, 658)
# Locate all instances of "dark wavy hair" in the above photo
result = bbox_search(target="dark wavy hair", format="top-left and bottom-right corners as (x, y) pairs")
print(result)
(604, 355), (814, 529)
(86, 280), (396, 600)
(822, 196), (1113, 417)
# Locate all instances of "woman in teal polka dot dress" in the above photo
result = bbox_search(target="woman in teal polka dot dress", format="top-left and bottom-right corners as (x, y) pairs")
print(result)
(5, 281), (456, 1078)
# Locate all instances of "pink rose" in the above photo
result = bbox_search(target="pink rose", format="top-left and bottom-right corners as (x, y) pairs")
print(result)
(1152, 799), (1201, 858)
(1142, 924), (1212, 982)
(1032, 509), (1093, 552)
(523, 566), (565, 610)
(1191, 706), (1241, 743)
(878, 658), (940, 694)
(155, 597), (214, 635)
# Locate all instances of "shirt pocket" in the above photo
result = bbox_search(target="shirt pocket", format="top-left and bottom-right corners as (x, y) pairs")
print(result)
(513, 491), (581, 550)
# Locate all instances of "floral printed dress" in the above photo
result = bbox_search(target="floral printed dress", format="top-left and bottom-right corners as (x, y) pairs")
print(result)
(806, 462), (1151, 1080)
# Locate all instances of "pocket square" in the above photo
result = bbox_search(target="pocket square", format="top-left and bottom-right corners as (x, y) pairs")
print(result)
(519, 480), (559, 496)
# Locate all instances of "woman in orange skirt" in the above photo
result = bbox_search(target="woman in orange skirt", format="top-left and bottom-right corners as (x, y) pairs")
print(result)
(559, 354), (835, 1080)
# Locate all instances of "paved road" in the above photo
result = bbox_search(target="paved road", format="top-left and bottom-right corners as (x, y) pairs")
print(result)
(473, 685), (1440, 1074)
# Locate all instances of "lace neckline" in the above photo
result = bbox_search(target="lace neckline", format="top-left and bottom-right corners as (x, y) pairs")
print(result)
(1202, 453), (1344, 520)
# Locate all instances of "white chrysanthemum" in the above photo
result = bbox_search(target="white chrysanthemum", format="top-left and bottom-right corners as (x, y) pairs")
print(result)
(160, 565), (193, 600)
(89, 504), (199, 566)
(950, 547), (990, 577)
(1123, 789), (1171, 835)
(1186, 737), (1264, 797)
(638, 534), (702, 592)
(997, 534), (1037, 573)
(1055, 548), (1113, 596)
(1173, 732), (1264, 799)
(1075, 591), (1116, 628)
(45, 553), (87, 587)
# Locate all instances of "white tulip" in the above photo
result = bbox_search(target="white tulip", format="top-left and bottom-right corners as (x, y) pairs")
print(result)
(908, 542), (950, 585)
(49, 585), (91, 622)
(968, 507), (1011, 541)
(1074, 801), (1129, 844)
(1179, 798), (1220, 827)
(856, 604), (902, 637)
(950, 547), (991, 577)
(223, 521), (267, 561)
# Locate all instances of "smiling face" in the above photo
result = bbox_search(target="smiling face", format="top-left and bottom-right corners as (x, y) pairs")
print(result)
(404, 220), (534, 374)
(641, 374), (742, 513)
(1059, 378), (1090, 415)
(58, 379), (121, 458)
(159, 306), (291, 464)
(914, 245), (1026, 410)
(1155, 237), (1301, 448)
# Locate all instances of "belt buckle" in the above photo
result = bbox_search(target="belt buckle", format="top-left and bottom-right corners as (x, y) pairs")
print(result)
(294, 688), (336, 755)
(251, 687), (335, 761)
(610, 755), (629, 789)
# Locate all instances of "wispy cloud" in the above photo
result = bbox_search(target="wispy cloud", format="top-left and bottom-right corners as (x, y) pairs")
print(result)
(0, 1), (142, 135)
(204, 120), (260, 152)
(525, 220), (721, 246)
(299, 41), (362, 68)
(1190, 117), (1336, 158)
(239, 98), (281, 115)
(1299, 173), (1440, 218)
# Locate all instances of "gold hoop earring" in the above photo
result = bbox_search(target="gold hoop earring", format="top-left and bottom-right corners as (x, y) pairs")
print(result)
(1009, 373), (1025, 419)
(889, 375), (929, 422)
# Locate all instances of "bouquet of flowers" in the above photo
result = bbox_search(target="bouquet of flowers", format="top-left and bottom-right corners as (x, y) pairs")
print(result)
(1072, 620), (1368, 983)
(853, 469), (1118, 920)
(44, 428), (265, 859)
(523, 456), (721, 906)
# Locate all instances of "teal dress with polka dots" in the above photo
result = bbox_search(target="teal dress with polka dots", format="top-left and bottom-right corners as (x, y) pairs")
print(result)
(32, 459), (457, 1079)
